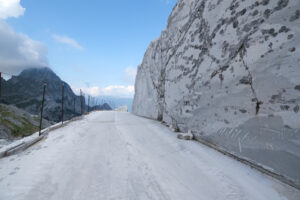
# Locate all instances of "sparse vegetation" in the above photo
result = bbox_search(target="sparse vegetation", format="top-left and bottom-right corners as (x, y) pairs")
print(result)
(0, 104), (52, 139)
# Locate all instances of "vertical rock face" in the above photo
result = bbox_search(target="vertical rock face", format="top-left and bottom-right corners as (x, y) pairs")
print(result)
(133, 0), (300, 185)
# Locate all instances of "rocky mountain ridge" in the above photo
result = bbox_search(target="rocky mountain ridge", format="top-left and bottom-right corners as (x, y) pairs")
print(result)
(1, 67), (83, 122)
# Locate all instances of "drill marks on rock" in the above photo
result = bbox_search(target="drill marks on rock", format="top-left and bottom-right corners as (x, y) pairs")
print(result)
(133, 0), (300, 134)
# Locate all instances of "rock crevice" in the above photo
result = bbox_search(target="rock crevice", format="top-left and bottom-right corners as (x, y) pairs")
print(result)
(133, 0), (300, 185)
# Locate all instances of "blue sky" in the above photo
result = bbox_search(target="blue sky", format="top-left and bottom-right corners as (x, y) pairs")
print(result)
(0, 0), (176, 97)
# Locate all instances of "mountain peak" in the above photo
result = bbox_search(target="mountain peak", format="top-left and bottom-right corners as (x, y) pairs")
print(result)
(3, 67), (80, 122)
(18, 67), (60, 82)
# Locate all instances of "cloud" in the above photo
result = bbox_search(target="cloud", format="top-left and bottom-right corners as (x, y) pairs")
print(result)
(101, 85), (134, 97)
(52, 34), (84, 50)
(0, 21), (48, 75)
(79, 86), (101, 96)
(0, 0), (25, 19)
(0, 1), (48, 75)
(72, 85), (134, 98)
(123, 66), (137, 84)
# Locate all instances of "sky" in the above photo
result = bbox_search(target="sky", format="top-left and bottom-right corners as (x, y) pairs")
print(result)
(0, 0), (177, 98)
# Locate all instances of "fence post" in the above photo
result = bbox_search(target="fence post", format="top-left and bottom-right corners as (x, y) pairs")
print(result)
(80, 89), (83, 115)
(74, 97), (76, 115)
(39, 82), (47, 136)
(88, 95), (90, 113)
(0, 72), (2, 104)
(61, 83), (64, 124)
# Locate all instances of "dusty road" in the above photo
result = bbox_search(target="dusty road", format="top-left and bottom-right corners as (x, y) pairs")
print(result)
(0, 111), (299, 200)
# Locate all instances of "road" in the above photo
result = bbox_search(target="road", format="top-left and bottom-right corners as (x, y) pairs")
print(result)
(0, 111), (299, 200)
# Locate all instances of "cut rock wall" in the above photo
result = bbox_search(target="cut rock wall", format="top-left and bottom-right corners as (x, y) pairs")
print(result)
(133, 0), (300, 186)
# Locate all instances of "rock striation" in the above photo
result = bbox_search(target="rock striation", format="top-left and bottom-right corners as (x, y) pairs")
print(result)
(133, 0), (300, 186)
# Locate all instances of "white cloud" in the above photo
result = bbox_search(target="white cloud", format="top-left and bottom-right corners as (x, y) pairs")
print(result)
(0, 0), (25, 19)
(52, 34), (84, 50)
(123, 66), (137, 84)
(0, 1), (48, 75)
(81, 86), (101, 96)
(72, 85), (134, 98)
(0, 21), (48, 75)
(101, 85), (134, 97)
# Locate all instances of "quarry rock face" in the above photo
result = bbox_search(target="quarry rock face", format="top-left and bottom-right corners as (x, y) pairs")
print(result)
(133, 0), (300, 186)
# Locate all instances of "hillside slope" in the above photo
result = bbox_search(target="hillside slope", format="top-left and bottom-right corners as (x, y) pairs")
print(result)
(0, 104), (53, 140)
(2, 68), (83, 122)
(133, 0), (300, 185)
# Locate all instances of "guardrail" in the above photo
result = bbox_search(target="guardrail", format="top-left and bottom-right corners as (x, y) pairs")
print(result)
(0, 115), (84, 159)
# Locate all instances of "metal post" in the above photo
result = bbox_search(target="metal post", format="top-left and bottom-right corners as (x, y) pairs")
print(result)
(74, 97), (76, 114)
(62, 83), (64, 124)
(88, 95), (90, 113)
(0, 72), (2, 104)
(39, 82), (47, 135)
(80, 89), (83, 115)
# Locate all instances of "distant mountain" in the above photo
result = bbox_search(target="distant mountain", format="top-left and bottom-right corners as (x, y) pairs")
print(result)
(1, 67), (83, 122)
(97, 96), (133, 112)
(90, 103), (112, 111)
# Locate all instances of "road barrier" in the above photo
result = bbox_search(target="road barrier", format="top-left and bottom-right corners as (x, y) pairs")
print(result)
(0, 115), (84, 159)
